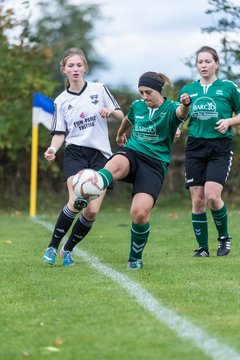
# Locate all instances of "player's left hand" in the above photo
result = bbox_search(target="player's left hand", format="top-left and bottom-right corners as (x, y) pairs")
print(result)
(215, 119), (229, 134)
(99, 107), (112, 118)
(175, 127), (182, 139)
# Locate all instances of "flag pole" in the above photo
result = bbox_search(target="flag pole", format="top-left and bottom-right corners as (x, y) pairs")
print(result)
(30, 93), (54, 217)
(29, 123), (39, 217)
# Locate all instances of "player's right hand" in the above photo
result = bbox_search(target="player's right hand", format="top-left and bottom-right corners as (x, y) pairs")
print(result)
(116, 133), (127, 146)
(44, 147), (56, 162)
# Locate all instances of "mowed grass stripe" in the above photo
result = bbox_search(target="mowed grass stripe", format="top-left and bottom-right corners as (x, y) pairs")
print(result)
(32, 216), (240, 360)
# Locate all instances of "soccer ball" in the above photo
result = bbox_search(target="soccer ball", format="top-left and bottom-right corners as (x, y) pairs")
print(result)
(72, 169), (104, 202)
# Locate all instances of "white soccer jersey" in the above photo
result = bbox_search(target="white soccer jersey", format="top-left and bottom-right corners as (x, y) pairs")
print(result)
(51, 82), (121, 158)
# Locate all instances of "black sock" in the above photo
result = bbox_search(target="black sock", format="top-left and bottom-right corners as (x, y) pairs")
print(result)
(63, 214), (94, 252)
(48, 206), (77, 249)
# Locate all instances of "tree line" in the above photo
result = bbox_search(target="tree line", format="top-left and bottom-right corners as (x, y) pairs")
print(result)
(0, 0), (239, 210)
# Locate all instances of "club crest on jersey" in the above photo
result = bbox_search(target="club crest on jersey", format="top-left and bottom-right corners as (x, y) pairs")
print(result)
(90, 94), (99, 104)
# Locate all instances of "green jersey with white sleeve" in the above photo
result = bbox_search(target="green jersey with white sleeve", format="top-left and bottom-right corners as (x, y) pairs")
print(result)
(179, 79), (240, 139)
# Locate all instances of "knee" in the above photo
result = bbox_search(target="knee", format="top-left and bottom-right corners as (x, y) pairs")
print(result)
(206, 193), (221, 209)
(131, 208), (149, 224)
(83, 208), (98, 221)
(192, 196), (205, 213)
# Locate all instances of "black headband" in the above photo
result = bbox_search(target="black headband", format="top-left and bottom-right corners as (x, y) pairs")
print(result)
(138, 76), (163, 92)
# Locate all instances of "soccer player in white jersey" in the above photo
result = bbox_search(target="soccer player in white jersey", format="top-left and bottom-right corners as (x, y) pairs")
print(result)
(42, 47), (124, 266)
(178, 46), (240, 257)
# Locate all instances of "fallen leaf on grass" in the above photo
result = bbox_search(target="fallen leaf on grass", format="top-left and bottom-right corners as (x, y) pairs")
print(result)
(4, 240), (12, 244)
(22, 351), (29, 357)
(54, 338), (64, 346)
(43, 346), (60, 352)
(167, 212), (178, 219)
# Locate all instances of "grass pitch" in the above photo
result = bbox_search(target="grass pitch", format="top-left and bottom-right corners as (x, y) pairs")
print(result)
(1, 204), (240, 360)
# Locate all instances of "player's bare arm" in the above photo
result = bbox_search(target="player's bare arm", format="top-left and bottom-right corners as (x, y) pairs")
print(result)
(176, 93), (192, 119)
(116, 116), (132, 146)
(99, 108), (124, 122)
(44, 134), (65, 162)
(215, 113), (240, 134)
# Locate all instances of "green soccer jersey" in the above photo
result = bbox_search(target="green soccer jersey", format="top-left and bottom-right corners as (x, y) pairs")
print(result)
(179, 79), (240, 139)
(125, 98), (183, 172)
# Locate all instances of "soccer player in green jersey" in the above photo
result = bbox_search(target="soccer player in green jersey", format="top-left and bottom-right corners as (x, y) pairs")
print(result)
(178, 46), (240, 257)
(65, 71), (191, 269)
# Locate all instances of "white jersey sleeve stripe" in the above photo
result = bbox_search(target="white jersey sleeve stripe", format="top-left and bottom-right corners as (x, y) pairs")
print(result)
(103, 85), (121, 109)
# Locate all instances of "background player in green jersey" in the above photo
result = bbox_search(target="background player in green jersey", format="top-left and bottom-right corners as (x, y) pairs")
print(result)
(178, 46), (240, 257)
(42, 48), (124, 266)
(64, 71), (191, 269)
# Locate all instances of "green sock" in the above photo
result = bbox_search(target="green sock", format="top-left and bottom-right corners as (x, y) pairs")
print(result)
(98, 168), (113, 189)
(211, 204), (229, 238)
(192, 213), (208, 249)
(129, 222), (150, 260)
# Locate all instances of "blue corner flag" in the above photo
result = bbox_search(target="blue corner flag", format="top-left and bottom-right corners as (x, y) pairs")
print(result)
(32, 92), (54, 130)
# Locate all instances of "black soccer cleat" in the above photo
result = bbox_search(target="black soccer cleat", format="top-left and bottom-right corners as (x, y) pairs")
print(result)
(73, 198), (88, 211)
(217, 236), (231, 256)
(193, 247), (210, 257)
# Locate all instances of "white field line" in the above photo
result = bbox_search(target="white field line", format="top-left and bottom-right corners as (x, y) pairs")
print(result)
(33, 217), (240, 360)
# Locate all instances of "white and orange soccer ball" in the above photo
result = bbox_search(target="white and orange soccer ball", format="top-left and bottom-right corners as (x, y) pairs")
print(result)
(72, 169), (104, 202)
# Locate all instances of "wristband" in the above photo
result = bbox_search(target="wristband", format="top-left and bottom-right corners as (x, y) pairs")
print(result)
(49, 146), (57, 154)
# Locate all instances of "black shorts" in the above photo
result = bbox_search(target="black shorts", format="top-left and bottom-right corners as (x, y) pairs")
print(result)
(111, 147), (165, 201)
(185, 137), (233, 188)
(63, 145), (113, 188)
